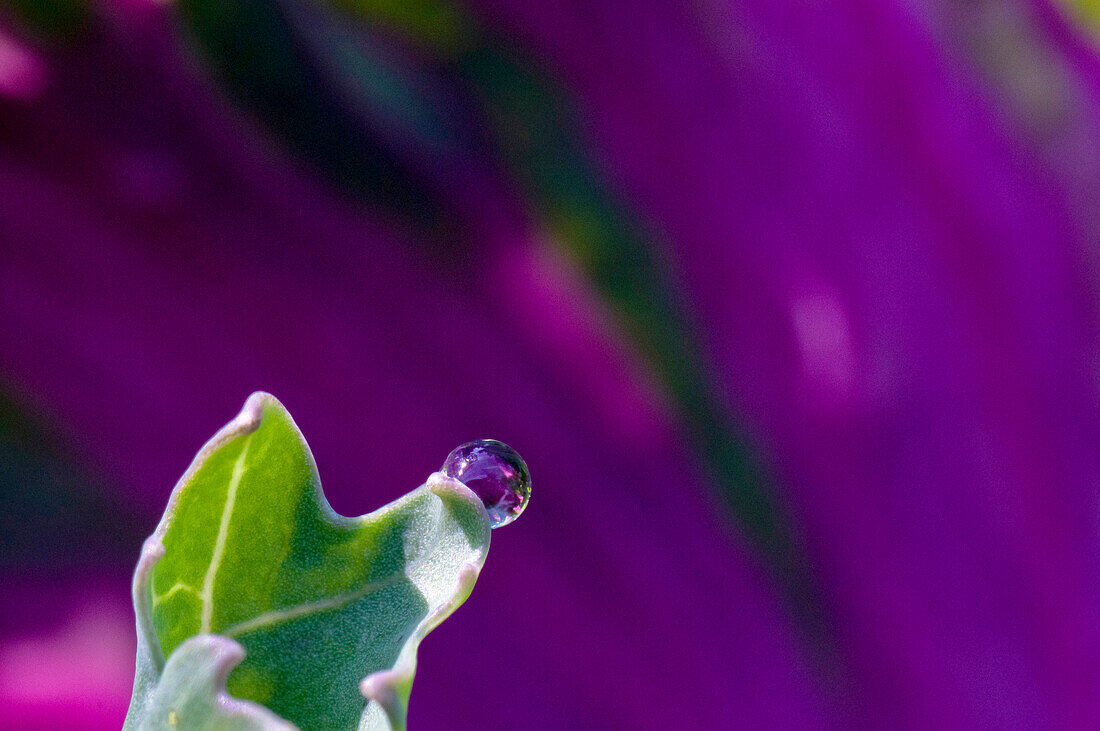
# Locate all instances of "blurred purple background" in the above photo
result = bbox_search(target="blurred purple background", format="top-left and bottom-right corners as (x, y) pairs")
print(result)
(2, 0), (1100, 726)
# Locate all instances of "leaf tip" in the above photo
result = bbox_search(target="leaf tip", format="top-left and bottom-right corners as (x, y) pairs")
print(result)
(148, 635), (297, 730)
(359, 664), (410, 731)
(426, 471), (492, 544)
(235, 391), (279, 435)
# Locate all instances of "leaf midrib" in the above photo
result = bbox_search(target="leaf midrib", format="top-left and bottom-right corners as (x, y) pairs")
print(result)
(199, 435), (251, 633)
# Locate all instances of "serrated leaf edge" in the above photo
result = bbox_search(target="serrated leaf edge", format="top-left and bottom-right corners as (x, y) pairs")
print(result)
(151, 634), (297, 729)
(358, 479), (487, 731)
(127, 392), (493, 730)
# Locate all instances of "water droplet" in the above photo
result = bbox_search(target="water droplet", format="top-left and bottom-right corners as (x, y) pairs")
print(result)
(442, 440), (531, 528)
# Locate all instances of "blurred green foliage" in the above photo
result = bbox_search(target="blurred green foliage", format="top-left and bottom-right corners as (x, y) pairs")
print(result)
(4, 0), (88, 42)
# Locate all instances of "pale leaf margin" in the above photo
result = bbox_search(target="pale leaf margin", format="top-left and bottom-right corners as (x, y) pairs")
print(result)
(125, 392), (492, 730)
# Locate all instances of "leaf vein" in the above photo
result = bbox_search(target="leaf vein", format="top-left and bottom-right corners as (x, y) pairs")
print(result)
(199, 436), (251, 633)
(222, 573), (406, 637)
(152, 582), (199, 606)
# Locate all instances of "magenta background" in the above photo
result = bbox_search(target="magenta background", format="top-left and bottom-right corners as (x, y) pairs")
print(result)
(3, 0), (1100, 727)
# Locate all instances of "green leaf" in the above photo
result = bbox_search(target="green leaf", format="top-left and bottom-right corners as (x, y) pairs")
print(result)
(133, 635), (295, 730)
(125, 393), (491, 730)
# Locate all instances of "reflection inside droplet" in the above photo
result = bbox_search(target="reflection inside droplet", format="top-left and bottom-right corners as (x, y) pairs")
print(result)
(442, 440), (531, 528)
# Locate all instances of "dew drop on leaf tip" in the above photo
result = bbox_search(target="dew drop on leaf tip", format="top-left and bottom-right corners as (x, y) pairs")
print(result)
(441, 439), (531, 528)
